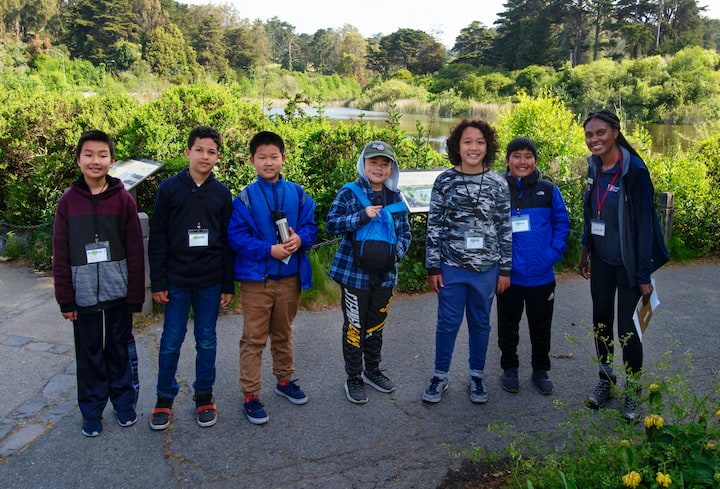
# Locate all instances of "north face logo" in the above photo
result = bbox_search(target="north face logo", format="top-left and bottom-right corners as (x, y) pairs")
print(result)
(536, 190), (546, 196)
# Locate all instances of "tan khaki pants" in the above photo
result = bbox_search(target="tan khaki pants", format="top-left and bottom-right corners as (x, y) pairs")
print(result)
(239, 276), (300, 396)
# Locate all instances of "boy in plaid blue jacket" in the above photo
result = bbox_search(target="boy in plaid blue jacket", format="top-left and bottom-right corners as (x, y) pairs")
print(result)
(326, 141), (411, 404)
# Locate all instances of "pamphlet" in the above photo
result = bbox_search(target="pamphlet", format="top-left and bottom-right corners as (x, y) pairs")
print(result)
(633, 278), (659, 341)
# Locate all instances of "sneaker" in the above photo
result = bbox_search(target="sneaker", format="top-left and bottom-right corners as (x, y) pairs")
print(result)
(362, 369), (396, 393)
(623, 395), (639, 422)
(501, 368), (519, 393)
(243, 397), (269, 425)
(587, 376), (616, 409)
(623, 384), (641, 422)
(194, 391), (217, 428)
(275, 380), (309, 405)
(531, 370), (554, 395)
(150, 396), (173, 431)
(345, 376), (368, 404)
(469, 376), (489, 403)
(82, 418), (102, 437)
(117, 408), (138, 427)
(422, 376), (449, 403)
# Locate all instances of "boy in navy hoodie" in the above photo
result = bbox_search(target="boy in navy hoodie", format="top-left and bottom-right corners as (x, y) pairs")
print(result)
(148, 126), (234, 430)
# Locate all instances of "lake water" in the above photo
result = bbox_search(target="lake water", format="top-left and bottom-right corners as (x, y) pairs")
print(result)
(267, 107), (700, 155)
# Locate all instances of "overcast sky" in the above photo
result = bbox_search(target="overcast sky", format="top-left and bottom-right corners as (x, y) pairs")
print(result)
(182, 0), (720, 49)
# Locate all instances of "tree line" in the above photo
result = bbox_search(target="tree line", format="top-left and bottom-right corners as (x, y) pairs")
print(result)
(2, 0), (718, 84)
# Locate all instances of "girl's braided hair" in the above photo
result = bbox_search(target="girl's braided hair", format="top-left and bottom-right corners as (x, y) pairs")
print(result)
(583, 109), (641, 159)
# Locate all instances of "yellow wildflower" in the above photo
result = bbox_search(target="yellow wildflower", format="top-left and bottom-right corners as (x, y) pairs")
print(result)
(656, 472), (672, 487)
(620, 439), (631, 448)
(716, 409), (720, 418)
(622, 471), (642, 488)
(644, 414), (665, 429)
(706, 443), (716, 449)
(649, 384), (659, 392)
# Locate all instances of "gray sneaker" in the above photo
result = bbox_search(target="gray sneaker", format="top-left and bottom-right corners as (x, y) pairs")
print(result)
(469, 376), (488, 403)
(362, 369), (395, 393)
(623, 384), (641, 422)
(345, 376), (368, 404)
(422, 376), (449, 403)
(587, 376), (616, 409)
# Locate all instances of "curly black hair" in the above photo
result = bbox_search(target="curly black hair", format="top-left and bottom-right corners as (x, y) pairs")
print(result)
(445, 119), (498, 168)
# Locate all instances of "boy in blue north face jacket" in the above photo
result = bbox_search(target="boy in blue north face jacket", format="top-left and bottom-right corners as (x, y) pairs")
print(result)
(496, 137), (570, 396)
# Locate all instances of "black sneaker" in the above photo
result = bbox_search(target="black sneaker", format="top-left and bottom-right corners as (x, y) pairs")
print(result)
(345, 376), (368, 404)
(531, 370), (554, 395)
(194, 390), (217, 428)
(587, 376), (616, 409)
(150, 396), (173, 431)
(82, 418), (102, 437)
(362, 369), (396, 393)
(117, 408), (138, 427)
(501, 368), (519, 393)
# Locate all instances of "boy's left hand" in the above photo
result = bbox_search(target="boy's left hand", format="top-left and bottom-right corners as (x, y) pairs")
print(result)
(496, 276), (510, 294)
(282, 227), (302, 254)
(220, 293), (233, 307)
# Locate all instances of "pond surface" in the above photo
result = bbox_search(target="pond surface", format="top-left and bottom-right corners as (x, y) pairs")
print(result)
(267, 107), (701, 155)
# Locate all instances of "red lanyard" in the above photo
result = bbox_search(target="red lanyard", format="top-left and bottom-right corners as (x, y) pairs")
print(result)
(596, 150), (622, 219)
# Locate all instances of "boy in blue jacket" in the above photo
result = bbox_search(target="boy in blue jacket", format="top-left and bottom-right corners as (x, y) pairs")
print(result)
(148, 126), (234, 430)
(496, 137), (569, 395)
(228, 131), (318, 425)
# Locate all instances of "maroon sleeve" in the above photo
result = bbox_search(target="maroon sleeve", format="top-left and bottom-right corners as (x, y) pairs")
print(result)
(52, 194), (76, 312)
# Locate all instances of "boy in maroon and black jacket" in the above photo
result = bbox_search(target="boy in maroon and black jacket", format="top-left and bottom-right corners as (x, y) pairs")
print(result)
(52, 130), (145, 437)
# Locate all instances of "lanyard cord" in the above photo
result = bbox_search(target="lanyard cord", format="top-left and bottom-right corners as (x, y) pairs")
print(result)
(460, 168), (485, 227)
(595, 150), (622, 219)
(258, 181), (285, 213)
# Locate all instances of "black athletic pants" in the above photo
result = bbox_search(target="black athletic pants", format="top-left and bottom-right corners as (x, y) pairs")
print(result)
(496, 282), (555, 372)
(340, 284), (393, 377)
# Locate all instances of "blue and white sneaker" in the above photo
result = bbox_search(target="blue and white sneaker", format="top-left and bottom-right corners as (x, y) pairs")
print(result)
(117, 408), (138, 427)
(82, 418), (103, 437)
(423, 376), (449, 403)
(469, 376), (488, 403)
(274, 380), (308, 405)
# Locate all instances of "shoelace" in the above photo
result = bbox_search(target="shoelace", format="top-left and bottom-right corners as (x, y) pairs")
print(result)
(593, 380), (610, 398)
(429, 378), (443, 391)
(471, 378), (485, 392)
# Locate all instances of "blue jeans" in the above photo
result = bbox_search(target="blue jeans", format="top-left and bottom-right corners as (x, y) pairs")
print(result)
(156, 283), (221, 399)
(434, 263), (498, 373)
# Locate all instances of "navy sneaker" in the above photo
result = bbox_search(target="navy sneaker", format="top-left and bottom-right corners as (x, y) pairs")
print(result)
(469, 376), (489, 403)
(274, 380), (308, 405)
(243, 397), (269, 425)
(501, 368), (519, 393)
(422, 376), (448, 403)
(150, 396), (173, 431)
(82, 418), (103, 437)
(194, 391), (217, 428)
(531, 370), (554, 395)
(117, 408), (138, 427)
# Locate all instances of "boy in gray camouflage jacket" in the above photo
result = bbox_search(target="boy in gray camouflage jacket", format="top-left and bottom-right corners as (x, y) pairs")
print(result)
(422, 120), (512, 405)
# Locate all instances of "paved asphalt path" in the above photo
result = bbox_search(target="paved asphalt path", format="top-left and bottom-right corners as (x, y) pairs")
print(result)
(0, 260), (717, 488)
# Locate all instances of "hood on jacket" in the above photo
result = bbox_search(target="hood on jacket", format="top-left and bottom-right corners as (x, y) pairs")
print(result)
(356, 140), (400, 192)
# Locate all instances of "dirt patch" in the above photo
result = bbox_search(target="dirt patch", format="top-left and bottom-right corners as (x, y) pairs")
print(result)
(437, 458), (515, 489)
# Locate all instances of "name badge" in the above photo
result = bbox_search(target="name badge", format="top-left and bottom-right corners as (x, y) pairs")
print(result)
(188, 229), (209, 247)
(464, 232), (484, 250)
(591, 219), (606, 236)
(85, 241), (110, 263)
(511, 215), (531, 233)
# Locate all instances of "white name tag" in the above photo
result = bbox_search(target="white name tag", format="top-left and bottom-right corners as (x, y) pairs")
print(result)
(591, 219), (606, 236)
(465, 235), (484, 250)
(188, 229), (209, 247)
(85, 241), (110, 263)
(511, 215), (531, 233)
